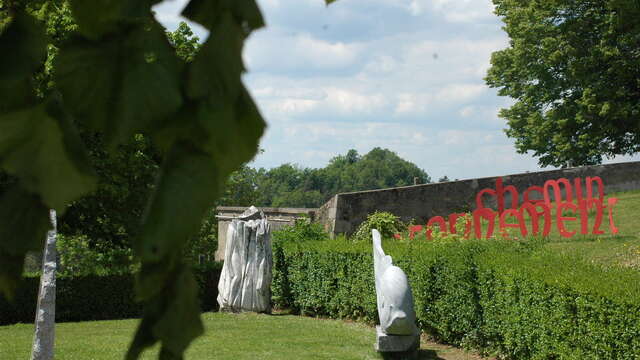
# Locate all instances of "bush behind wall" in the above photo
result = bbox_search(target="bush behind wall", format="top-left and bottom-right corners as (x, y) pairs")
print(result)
(273, 238), (640, 359)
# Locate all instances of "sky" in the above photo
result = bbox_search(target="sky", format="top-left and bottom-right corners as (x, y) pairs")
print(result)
(153, 0), (640, 182)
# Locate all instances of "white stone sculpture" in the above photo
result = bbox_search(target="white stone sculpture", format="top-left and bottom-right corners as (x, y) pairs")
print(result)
(217, 206), (272, 313)
(372, 229), (419, 353)
(31, 209), (57, 360)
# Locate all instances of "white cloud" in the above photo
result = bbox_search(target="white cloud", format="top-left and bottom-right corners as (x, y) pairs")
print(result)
(393, 84), (485, 116)
(245, 32), (362, 72)
(362, 55), (399, 75)
(436, 83), (486, 102)
(327, 89), (388, 114)
(270, 98), (319, 115)
(459, 106), (474, 117)
(256, 86), (389, 120)
(409, 0), (496, 22)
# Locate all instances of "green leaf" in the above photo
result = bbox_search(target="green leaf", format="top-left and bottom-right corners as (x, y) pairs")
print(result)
(195, 85), (266, 171)
(181, 0), (230, 30)
(182, 0), (265, 32)
(153, 84), (265, 178)
(0, 11), (46, 112)
(233, 0), (266, 31)
(0, 101), (96, 211)
(0, 11), (47, 82)
(127, 264), (204, 360)
(134, 142), (223, 267)
(152, 266), (204, 357)
(68, 0), (152, 40)
(0, 78), (38, 114)
(0, 185), (50, 299)
(56, 20), (184, 145)
(54, 35), (118, 132)
(185, 11), (244, 100)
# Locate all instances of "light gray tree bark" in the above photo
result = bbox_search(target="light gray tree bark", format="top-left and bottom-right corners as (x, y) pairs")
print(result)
(31, 209), (57, 360)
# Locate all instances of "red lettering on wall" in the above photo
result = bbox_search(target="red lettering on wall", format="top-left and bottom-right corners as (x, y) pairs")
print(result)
(448, 213), (471, 238)
(409, 225), (424, 239)
(473, 208), (496, 239)
(556, 202), (578, 238)
(574, 178), (583, 203)
(543, 178), (573, 209)
(414, 176), (620, 241)
(583, 199), (605, 235)
(578, 199), (589, 235)
(523, 186), (545, 205)
(475, 188), (496, 212)
(520, 202), (551, 236)
(476, 177), (519, 213)
(426, 216), (448, 240)
(586, 176), (605, 203)
(499, 209), (528, 237)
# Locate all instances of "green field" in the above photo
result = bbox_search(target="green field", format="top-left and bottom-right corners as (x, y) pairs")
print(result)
(543, 190), (640, 269)
(0, 312), (488, 360)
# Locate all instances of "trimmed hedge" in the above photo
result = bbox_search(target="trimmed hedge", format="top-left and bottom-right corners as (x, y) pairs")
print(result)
(0, 263), (222, 325)
(273, 238), (640, 359)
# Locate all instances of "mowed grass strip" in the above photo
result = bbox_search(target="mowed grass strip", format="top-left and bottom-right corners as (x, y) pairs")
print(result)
(0, 312), (489, 360)
(0, 312), (380, 360)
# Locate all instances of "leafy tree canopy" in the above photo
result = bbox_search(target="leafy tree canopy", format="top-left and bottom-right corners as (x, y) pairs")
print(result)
(486, 0), (640, 167)
(254, 148), (431, 208)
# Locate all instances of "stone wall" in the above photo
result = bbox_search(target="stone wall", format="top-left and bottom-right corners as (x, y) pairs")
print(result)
(316, 161), (640, 237)
(215, 206), (317, 261)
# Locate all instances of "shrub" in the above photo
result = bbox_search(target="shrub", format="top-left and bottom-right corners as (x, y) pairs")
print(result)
(0, 263), (222, 325)
(273, 217), (328, 244)
(273, 236), (640, 359)
(271, 218), (329, 308)
(57, 234), (135, 276)
(352, 211), (405, 241)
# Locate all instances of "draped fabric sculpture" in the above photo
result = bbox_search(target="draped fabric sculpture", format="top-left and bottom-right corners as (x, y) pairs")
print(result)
(372, 229), (420, 353)
(217, 206), (272, 313)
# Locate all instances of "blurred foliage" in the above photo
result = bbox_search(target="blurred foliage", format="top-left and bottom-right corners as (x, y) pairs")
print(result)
(0, 0), (269, 357)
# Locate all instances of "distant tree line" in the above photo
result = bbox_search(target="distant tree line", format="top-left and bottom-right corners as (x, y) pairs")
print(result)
(232, 147), (431, 209)
(0, 146), (429, 256)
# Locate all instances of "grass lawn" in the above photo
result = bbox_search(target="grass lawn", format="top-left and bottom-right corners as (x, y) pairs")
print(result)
(544, 190), (640, 269)
(0, 312), (488, 360)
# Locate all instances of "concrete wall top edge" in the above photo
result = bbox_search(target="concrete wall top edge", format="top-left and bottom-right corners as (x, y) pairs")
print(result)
(334, 160), (640, 198)
(216, 206), (318, 214)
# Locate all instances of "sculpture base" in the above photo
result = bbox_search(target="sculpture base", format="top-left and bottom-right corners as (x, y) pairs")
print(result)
(375, 326), (420, 359)
(219, 306), (272, 314)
